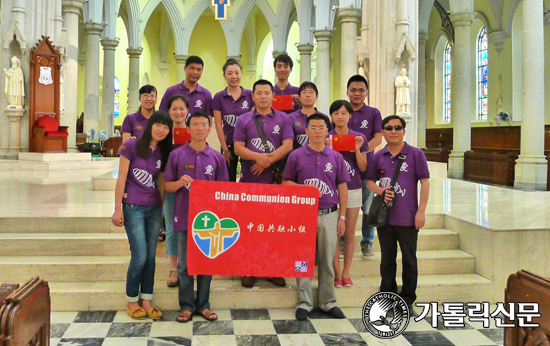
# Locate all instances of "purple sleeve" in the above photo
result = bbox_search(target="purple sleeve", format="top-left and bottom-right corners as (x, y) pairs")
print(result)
(121, 116), (133, 134)
(415, 149), (430, 180)
(282, 151), (298, 182)
(159, 87), (172, 112)
(335, 154), (351, 185)
(118, 139), (135, 161)
(216, 154), (230, 182)
(373, 109), (383, 134)
(359, 134), (369, 153)
(164, 151), (178, 182)
(233, 115), (247, 143)
(366, 152), (379, 181)
(212, 92), (222, 112)
(281, 113), (295, 141)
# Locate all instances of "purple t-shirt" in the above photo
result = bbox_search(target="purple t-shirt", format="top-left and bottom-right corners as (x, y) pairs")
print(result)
(288, 109), (332, 150)
(283, 145), (350, 210)
(348, 104), (382, 142)
(233, 109), (294, 184)
(118, 139), (163, 207)
(121, 110), (149, 138)
(274, 83), (300, 114)
(159, 82), (213, 116)
(327, 129), (369, 190)
(212, 87), (254, 145)
(165, 144), (229, 231)
(366, 143), (430, 227)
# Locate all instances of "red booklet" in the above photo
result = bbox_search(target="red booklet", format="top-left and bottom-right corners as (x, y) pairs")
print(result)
(331, 135), (356, 152)
(174, 128), (191, 145)
(272, 95), (294, 111)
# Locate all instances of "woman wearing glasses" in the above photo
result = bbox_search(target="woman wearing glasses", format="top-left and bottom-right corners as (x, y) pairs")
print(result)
(328, 100), (368, 288)
(288, 82), (332, 150)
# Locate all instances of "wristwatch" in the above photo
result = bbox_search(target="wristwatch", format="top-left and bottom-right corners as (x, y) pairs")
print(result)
(339, 216), (346, 221)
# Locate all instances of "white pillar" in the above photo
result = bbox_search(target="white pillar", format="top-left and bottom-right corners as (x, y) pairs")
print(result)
(272, 51), (287, 59)
(448, 12), (475, 179)
(6, 109), (25, 158)
(127, 48), (143, 114)
(297, 44), (314, 84)
(82, 22), (104, 133)
(515, 0), (547, 190)
(314, 30), (333, 114)
(62, 0), (85, 150)
(417, 32), (428, 148)
(101, 39), (119, 134)
(339, 9), (361, 98)
(173, 54), (188, 84)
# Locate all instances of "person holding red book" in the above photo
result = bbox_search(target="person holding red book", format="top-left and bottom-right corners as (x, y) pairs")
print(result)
(328, 100), (368, 288)
(163, 95), (191, 288)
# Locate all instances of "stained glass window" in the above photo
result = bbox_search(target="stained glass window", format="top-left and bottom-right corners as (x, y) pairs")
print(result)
(477, 27), (488, 120)
(444, 43), (452, 122)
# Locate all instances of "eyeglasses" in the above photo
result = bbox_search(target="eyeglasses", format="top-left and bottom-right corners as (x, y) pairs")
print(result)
(308, 126), (327, 131)
(348, 89), (367, 94)
(141, 94), (157, 99)
(300, 91), (317, 95)
(383, 125), (404, 131)
(190, 123), (209, 128)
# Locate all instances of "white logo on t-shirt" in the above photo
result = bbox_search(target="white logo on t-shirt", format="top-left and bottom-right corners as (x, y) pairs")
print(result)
(324, 162), (333, 173)
(156, 160), (161, 169)
(296, 134), (309, 147)
(242, 101), (249, 109)
(195, 100), (203, 108)
(379, 177), (406, 197)
(133, 168), (155, 188)
(224, 114), (238, 127)
(304, 178), (334, 197)
(345, 160), (356, 177)
(272, 125), (280, 134)
(400, 162), (409, 172)
(251, 138), (276, 152)
(361, 120), (369, 129)
(204, 165), (214, 176)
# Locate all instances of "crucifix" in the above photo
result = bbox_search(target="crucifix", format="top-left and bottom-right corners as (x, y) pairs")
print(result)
(213, 0), (230, 21)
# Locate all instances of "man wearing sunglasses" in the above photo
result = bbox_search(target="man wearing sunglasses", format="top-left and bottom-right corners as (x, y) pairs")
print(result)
(366, 115), (430, 314)
(346, 75), (383, 259)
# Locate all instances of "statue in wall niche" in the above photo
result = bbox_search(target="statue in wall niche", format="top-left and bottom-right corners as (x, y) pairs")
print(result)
(395, 68), (411, 115)
(4, 56), (25, 108)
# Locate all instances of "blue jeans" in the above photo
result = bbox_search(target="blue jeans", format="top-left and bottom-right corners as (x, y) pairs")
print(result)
(361, 179), (375, 247)
(177, 231), (212, 312)
(163, 192), (178, 256)
(123, 203), (163, 302)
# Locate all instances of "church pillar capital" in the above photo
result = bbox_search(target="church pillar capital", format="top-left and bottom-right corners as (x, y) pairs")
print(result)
(101, 39), (119, 51)
(338, 8), (361, 23)
(450, 12), (475, 28)
(126, 47), (143, 58)
(313, 30), (333, 42)
(173, 55), (188, 83)
(297, 44), (314, 55)
(488, 31), (509, 55)
(62, 0), (85, 15)
(272, 51), (287, 59)
(225, 55), (242, 62)
(83, 22), (105, 36)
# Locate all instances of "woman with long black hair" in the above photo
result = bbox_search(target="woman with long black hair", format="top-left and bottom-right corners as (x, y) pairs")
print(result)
(112, 111), (173, 319)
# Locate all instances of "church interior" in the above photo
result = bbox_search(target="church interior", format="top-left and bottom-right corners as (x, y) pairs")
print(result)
(0, 0), (549, 345)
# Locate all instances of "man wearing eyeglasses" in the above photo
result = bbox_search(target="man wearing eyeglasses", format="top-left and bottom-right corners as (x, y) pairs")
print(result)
(366, 115), (430, 314)
(282, 113), (349, 321)
(346, 75), (383, 259)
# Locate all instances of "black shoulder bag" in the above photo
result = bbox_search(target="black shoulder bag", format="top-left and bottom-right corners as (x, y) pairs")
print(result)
(253, 115), (283, 184)
(366, 154), (406, 227)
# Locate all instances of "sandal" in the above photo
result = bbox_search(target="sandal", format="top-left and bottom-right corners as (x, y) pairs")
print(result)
(197, 308), (218, 321)
(176, 310), (193, 323)
(158, 227), (166, 242)
(145, 307), (163, 319)
(126, 306), (146, 319)
(167, 269), (178, 288)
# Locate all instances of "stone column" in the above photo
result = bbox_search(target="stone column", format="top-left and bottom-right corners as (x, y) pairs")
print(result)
(6, 109), (25, 158)
(62, 0), (85, 150)
(313, 30), (333, 114)
(297, 44), (314, 84)
(272, 51), (287, 59)
(127, 48), (143, 114)
(448, 13), (475, 179)
(339, 8), (361, 98)
(173, 54), (188, 84)
(417, 32), (428, 148)
(515, 0), (547, 190)
(101, 39), (119, 134)
(82, 22), (104, 133)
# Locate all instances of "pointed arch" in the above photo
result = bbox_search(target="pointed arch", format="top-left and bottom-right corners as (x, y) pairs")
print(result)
(272, 0), (295, 52)
(228, 0), (276, 57)
(419, 0), (435, 33)
(120, 0), (141, 48)
(296, 0), (314, 45)
(103, 0), (118, 40)
(505, 0), (521, 34)
(141, 0), (185, 55)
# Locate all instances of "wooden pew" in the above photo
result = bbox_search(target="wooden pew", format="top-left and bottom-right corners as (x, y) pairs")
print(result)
(505, 270), (550, 345)
(0, 277), (50, 346)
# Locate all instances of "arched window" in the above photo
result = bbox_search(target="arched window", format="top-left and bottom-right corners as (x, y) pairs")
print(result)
(477, 27), (489, 120)
(444, 43), (452, 122)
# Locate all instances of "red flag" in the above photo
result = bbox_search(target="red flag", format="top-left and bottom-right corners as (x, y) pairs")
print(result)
(174, 128), (191, 145)
(331, 135), (356, 152)
(272, 95), (294, 111)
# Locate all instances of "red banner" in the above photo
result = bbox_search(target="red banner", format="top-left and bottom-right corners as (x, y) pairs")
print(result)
(187, 181), (319, 278)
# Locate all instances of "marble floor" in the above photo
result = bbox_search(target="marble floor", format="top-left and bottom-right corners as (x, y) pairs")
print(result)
(50, 308), (504, 346)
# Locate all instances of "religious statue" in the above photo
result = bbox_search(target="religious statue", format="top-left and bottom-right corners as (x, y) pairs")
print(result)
(395, 68), (411, 115)
(4, 56), (25, 108)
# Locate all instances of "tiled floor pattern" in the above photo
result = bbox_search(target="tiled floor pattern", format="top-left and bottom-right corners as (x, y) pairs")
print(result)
(50, 308), (504, 346)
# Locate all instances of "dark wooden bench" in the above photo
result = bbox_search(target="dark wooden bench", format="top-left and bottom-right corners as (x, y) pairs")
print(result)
(464, 151), (518, 186)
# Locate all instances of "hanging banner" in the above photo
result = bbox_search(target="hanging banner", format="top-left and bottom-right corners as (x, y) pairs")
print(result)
(187, 181), (319, 278)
